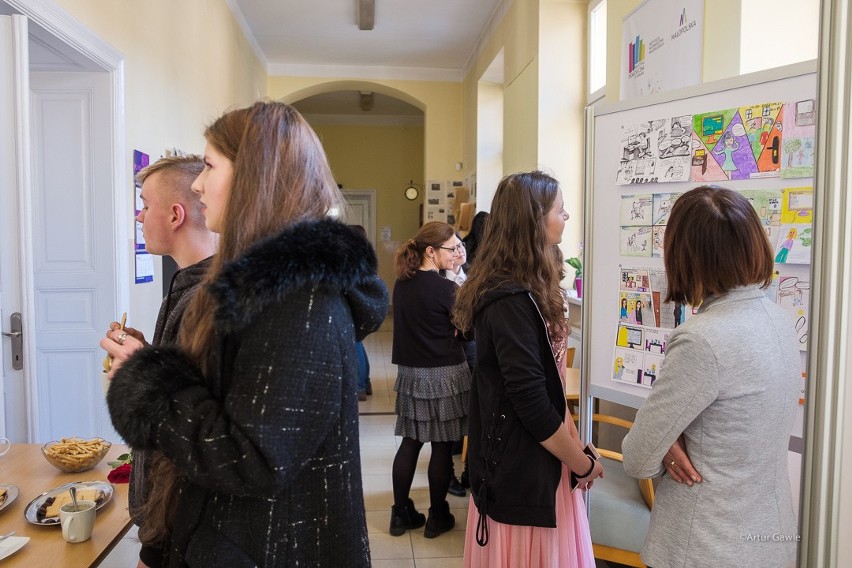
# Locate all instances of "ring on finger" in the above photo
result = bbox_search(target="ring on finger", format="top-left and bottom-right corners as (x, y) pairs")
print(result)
(117, 331), (127, 345)
(670, 460), (676, 467)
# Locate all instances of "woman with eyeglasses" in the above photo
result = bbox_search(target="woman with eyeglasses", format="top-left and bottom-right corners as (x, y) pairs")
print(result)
(389, 221), (472, 539)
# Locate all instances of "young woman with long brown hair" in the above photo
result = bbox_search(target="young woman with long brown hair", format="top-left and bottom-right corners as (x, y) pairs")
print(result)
(101, 101), (388, 567)
(389, 221), (472, 539)
(454, 171), (601, 567)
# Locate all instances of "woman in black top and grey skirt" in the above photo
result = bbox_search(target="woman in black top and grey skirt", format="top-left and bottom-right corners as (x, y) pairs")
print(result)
(390, 221), (472, 539)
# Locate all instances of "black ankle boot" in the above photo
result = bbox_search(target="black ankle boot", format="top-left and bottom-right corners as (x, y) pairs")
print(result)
(424, 501), (455, 539)
(389, 498), (426, 536)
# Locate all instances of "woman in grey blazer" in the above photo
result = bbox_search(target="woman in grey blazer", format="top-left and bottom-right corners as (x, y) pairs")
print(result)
(622, 186), (800, 568)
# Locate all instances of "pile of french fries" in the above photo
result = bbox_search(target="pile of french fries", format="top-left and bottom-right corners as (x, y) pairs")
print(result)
(44, 437), (109, 470)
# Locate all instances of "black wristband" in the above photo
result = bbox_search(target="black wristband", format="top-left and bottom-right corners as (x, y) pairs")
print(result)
(576, 455), (596, 478)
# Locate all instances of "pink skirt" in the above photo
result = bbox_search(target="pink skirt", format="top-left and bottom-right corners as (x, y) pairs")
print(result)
(463, 463), (596, 568)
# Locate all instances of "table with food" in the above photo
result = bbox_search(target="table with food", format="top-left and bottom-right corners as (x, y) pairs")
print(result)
(0, 437), (132, 567)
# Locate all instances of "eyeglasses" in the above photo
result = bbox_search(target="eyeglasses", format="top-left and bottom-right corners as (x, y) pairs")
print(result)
(438, 243), (465, 254)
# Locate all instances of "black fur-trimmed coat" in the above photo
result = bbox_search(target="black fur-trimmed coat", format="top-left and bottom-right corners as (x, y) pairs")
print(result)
(107, 219), (388, 567)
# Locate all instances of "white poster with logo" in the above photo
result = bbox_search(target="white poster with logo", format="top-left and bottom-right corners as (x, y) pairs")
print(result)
(621, 0), (704, 100)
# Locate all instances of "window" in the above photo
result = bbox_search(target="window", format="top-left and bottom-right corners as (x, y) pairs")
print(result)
(588, 0), (608, 102)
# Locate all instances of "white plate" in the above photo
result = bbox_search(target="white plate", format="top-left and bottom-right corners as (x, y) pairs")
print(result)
(0, 536), (29, 561)
(24, 481), (113, 525)
(0, 484), (19, 513)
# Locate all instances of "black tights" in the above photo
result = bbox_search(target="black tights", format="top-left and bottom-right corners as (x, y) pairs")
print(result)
(392, 437), (454, 510)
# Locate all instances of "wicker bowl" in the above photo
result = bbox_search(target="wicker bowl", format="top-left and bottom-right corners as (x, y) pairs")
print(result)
(42, 437), (111, 473)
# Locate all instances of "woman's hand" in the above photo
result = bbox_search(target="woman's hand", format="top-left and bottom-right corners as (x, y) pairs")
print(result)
(576, 457), (604, 491)
(664, 436), (702, 486)
(99, 324), (146, 380)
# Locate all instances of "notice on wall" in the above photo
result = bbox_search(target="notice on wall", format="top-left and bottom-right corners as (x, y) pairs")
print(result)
(133, 149), (154, 284)
(621, 0), (704, 100)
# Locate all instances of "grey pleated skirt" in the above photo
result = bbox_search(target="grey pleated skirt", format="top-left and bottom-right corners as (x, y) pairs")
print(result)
(394, 361), (471, 443)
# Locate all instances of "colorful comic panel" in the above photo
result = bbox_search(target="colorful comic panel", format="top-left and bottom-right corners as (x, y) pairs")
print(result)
(781, 99), (816, 179)
(612, 347), (644, 386)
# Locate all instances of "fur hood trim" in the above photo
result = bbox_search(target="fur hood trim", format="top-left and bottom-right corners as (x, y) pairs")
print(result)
(210, 219), (385, 335)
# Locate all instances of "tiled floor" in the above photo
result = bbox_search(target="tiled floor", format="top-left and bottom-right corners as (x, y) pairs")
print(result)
(100, 326), (469, 567)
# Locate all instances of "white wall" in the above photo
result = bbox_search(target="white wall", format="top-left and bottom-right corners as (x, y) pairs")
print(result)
(739, 0), (820, 74)
(476, 81), (504, 213)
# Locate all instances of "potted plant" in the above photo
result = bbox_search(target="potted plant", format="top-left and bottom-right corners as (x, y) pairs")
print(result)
(566, 256), (583, 298)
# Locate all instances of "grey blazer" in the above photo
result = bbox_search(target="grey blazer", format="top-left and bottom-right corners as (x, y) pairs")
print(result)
(622, 285), (800, 568)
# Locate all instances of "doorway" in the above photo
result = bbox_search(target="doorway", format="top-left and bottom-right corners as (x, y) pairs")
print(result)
(0, 4), (127, 442)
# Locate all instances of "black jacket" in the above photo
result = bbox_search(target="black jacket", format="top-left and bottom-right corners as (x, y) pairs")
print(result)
(108, 219), (388, 567)
(468, 284), (566, 535)
(129, 256), (212, 565)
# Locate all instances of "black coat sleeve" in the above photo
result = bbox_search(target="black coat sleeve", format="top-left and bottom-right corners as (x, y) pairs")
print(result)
(486, 295), (563, 442)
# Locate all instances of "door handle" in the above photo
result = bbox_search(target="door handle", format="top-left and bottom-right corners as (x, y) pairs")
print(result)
(1, 313), (23, 370)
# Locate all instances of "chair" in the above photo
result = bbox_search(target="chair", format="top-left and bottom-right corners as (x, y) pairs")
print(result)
(583, 414), (655, 568)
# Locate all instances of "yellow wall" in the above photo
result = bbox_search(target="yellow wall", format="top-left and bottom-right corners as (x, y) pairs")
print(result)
(270, 78), (462, 184)
(463, 0), (587, 264)
(311, 123), (424, 292)
(53, 0), (266, 337)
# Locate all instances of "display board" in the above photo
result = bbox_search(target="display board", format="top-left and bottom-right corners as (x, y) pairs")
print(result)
(584, 62), (816, 411)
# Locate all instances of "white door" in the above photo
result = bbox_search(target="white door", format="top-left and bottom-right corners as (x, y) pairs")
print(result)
(342, 190), (377, 246)
(0, 15), (120, 442)
(0, 15), (29, 441)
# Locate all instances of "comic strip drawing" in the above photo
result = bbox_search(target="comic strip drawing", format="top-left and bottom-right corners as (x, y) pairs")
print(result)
(616, 117), (692, 185)
(774, 224), (812, 264)
(652, 226), (666, 258)
(616, 324), (644, 349)
(777, 274), (810, 351)
(620, 194), (653, 226)
(780, 187), (814, 224)
(643, 353), (665, 386)
(652, 193), (680, 225)
(620, 226), (653, 257)
(781, 99), (816, 179)
(741, 189), (783, 249)
(618, 292), (653, 325)
(613, 348), (643, 385)
(620, 268), (651, 292)
(691, 103), (783, 181)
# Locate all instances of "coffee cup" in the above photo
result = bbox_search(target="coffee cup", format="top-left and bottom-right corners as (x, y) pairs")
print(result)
(60, 500), (96, 543)
(0, 436), (9, 456)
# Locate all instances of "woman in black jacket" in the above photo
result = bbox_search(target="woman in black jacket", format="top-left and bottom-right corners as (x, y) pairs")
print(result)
(101, 102), (387, 567)
(389, 221), (471, 539)
(454, 171), (602, 567)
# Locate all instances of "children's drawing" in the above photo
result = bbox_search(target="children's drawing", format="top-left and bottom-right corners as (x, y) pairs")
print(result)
(618, 292), (653, 325)
(643, 328), (670, 355)
(652, 193), (680, 225)
(691, 103), (783, 181)
(774, 224), (812, 264)
(780, 187), (814, 224)
(620, 268), (651, 292)
(741, 189), (783, 248)
(642, 353), (665, 386)
(649, 268), (691, 329)
(781, 99), (816, 179)
(777, 273), (810, 351)
(620, 226), (653, 257)
(620, 194), (653, 225)
(616, 117), (693, 185)
(652, 226), (666, 258)
(613, 348), (644, 385)
(616, 324), (644, 349)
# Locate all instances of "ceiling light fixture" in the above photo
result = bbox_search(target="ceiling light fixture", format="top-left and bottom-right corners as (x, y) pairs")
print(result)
(358, 0), (375, 30)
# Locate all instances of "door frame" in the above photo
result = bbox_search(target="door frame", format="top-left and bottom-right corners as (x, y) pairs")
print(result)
(342, 189), (377, 246)
(2, 0), (127, 440)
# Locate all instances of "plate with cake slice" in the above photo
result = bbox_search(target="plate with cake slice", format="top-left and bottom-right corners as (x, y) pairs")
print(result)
(0, 484), (19, 512)
(24, 481), (113, 525)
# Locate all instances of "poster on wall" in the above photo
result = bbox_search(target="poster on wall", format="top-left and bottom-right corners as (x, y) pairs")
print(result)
(133, 149), (154, 284)
(621, 0), (704, 100)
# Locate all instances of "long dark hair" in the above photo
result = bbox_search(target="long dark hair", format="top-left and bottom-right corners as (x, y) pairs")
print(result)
(139, 101), (341, 546)
(462, 211), (489, 266)
(453, 171), (567, 339)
